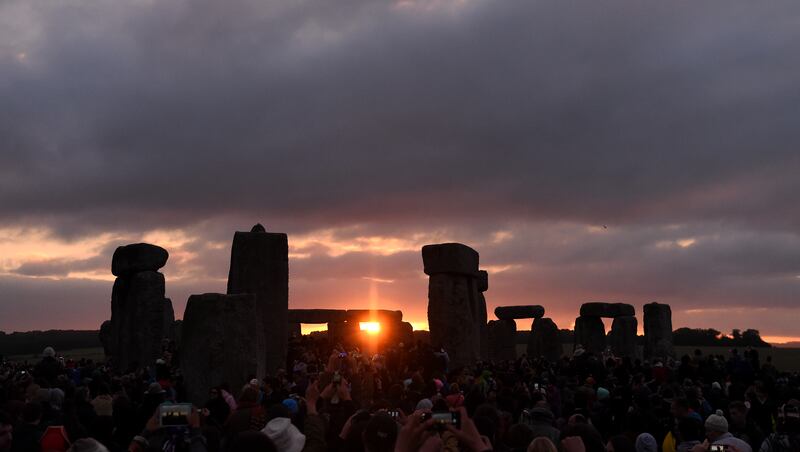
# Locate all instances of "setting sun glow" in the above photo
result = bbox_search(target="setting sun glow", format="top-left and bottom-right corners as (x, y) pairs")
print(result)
(359, 322), (381, 334)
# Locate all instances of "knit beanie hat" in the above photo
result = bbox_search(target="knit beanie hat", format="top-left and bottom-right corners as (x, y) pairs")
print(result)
(415, 398), (433, 411)
(635, 433), (657, 452)
(705, 409), (729, 433)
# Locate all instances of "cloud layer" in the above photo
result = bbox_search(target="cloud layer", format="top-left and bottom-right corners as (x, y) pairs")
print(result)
(1, 0), (799, 339)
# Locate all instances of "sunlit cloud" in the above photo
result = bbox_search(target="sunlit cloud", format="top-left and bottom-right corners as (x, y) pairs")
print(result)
(362, 276), (395, 284)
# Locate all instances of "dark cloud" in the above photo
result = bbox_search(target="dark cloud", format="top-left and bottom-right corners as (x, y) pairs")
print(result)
(11, 255), (106, 277)
(0, 0), (798, 235)
(0, 0), (799, 337)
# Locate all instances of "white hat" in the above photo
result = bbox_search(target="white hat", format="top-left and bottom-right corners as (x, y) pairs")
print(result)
(705, 409), (729, 433)
(261, 417), (306, 452)
(416, 398), (433, 411)
(67, 437), (110, 452)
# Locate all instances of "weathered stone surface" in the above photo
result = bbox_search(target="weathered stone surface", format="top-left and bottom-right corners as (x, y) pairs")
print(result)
(422, 243), (479, 276)
(494, 305), (545, 320)
(288, 309), (348, 324)
(288, 323), (302, 339)
(527, 317), (561, 362)
(574, 315), (606, 353)
(477, 270), (488, 292)
(397, 321), (414, 345)
(172, 320), (183, 350)
(227, 226), (288, 374)
(109, 271), (172, 371)
(488, 319), (517, 362)
(427, 273), (481, 368)
(327, 320), (358, 346)
(644, 302), (673, 359)
(111, 243), (168, 277)
(478, 294), (488, 361)
(579, 302), (635, 318)
(180, 293), (265, 405)
(163, 298), (175, 340)
(99, 320), (112, 356)
(345, 309), (403, 323)
(608, 315), (638, 357)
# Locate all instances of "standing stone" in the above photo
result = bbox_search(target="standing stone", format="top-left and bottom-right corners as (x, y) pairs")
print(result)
(527, 317), (561, 362)
(574, 315), (606, 353)
(580, 302), (635, 318)
(328, 320), (358, 346)
(422, 243), (479, 276)
(227, 225), (288, 374)
(608, 315), (638, 357)
(288, 323), (302, 339)
(163, 299), (176, 340)
(644, 302), (673, 359)
(99, 320), (112, 357)
(288, 309), (348, 325)
(346, 310), (403, 324)
(423, 243), (482, 369)
(495, 305), (545, 320)
(427, 273), (481, 367)
(180, 293), (265, 405)
(477, 270), (489, 361)
(172, 320), (183, 350)
(488, 319), (517, 362)
(109, 270), (173, 371)
(397, 321), (414, 345)
(111, 243), (169, 277)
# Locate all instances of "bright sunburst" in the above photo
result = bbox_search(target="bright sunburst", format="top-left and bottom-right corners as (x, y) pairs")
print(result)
(359, 322), (381, 334)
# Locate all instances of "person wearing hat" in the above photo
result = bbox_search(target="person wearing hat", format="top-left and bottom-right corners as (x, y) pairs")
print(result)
(521, 407), (560, 445)
(34, 346), (64, 386)
(704, 410), (752, 452)
(261, 418), (305, 452)
(635, 433), (658, 452)
(66, 438), (109, 452)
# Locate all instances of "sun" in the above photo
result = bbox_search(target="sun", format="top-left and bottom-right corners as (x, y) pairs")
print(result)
(359, 322), (381, 335)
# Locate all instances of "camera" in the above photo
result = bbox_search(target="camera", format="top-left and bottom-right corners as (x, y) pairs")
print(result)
(420, 411), (461, 429)
(709, 445), (728, 452)
(158, 403), (192, 427)
(387, 410), (400, 419)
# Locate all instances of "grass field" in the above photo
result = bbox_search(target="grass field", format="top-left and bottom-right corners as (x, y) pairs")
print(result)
(6, 347), (105, 364)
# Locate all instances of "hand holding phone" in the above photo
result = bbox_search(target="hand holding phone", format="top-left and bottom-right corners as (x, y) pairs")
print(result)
(158, 403), (192, 427)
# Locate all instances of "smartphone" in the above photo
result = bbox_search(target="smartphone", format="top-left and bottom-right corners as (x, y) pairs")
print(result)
(709, 445), (728, 452)
(158, 403), (192, 427)
(421, 411), (461, 429)
(333, 372), (342, 384)
(534, 383), (539, 390)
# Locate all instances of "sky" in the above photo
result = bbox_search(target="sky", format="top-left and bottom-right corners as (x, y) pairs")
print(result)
(1, 0), (799, 342)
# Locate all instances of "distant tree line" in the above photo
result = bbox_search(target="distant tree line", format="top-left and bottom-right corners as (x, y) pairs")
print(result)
(672, 328), (771, 348)
(0, 330), (101, 357)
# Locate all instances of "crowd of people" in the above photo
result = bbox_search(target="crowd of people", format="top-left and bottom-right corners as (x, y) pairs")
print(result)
(1, 334), (799, 452)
